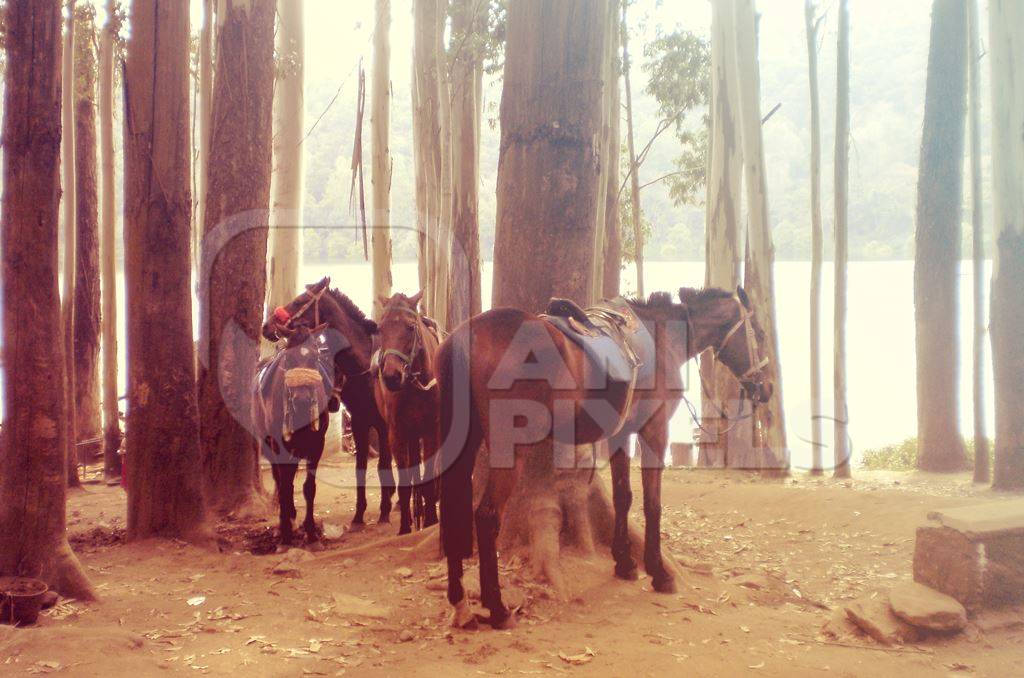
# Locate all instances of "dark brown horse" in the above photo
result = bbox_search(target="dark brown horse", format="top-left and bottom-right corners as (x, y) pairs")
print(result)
(436, 287), (773, 629)
(373, 291), (441, 535)
(252, 325), (334, 547)
(262, 278), (396, 528)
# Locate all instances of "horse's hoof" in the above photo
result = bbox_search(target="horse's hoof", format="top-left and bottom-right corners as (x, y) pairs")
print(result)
(423, 514), (439, 529)
(398, 525), (412, 536)
(377, 515), (391, 525)
(451, 599), (477, 630)
(476, 609), (516, 631)
(305, 540), (325, 552)
(348, 521), (366, 533)
(275, 543), (291, 554)
(651, 575), (677, 594)
(615, 563), (640, 581)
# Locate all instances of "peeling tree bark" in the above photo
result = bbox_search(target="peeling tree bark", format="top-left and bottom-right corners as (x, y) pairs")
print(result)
(198, 0), (276, 515)
(448, 0), (484, 328)
(914, 0), (968, 473)
(602, 4), (622, 301)
(123, 0), (207, 539)
(833, 0), (851, 478)
(73, 6), (103, 451)
(0, 0), (95, 599)
(370, 0), (393, 319)
(967, 0), (989, 484)
(62, 0), (80, 487)
(99, 0), (120, 479)
(988, 0), (1024, 491)
(267, 0), (305, 310)
(734, 0), (787, 472)
(700, 0), (750, 468)
(806, 0), (824, 476)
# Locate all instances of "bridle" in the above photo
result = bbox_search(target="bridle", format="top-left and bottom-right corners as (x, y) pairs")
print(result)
(713, 296), (770, 382)
(374, 304), (437, 391)
(681, 294), (769, 437)
(272, 286), (372, 380)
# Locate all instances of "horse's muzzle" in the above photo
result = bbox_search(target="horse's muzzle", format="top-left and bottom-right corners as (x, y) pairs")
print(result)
(743, 381), (773, 404)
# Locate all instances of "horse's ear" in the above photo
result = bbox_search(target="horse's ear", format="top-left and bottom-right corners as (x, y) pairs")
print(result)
(736, 285), (751, 309)
(409, 290), (424, 308)
(364, 319), (380, 335)
(307, 277), (330, 293)
(678, 287), (698, 304)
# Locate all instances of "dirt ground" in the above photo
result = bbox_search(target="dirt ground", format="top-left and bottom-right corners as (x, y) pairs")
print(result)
(2, 444), (1022, 677)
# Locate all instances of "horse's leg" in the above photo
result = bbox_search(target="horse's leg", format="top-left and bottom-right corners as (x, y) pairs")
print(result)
(352, 421), (369, 527)
(609, 430), (638, 580)
(276, 461), (299, 547)
(420, 425), (440, 529)
(442, 405), (482, 630)
(376, 425), (395, 523)
(638, 415), (676, 594)
(303, 429), (325, 545)
(475, 462), (521, 630)
(269, 462), (290, 547)
(394, 431), (413, 536)
(409, 441), (424, 531)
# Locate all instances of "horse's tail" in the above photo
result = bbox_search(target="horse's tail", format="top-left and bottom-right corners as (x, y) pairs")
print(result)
(437, 327), (479, 561)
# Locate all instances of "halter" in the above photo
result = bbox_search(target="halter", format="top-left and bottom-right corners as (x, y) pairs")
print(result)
(374, 304), (437, 391)
(680, 293), (768, 438)
(714, 296), (770, 381)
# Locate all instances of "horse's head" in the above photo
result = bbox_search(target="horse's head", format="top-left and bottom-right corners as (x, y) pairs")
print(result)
(262, 276), (332, 341)
(376, 291), (424, 392)
(679, 286), (773, 404)
(263, 277), (379, 381)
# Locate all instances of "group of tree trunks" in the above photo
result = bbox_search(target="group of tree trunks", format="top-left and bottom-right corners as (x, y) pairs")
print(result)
(2, 0), (1024, 605)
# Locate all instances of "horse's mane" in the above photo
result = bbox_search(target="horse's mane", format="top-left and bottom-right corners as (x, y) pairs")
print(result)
(325, 288), (378, 333)
(625, 290), (677, 308)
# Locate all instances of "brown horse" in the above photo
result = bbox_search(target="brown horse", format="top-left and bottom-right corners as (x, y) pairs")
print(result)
(373, 291), (441, 535)
(262, 278), (396, 528)
(252, 325), (334, 547)
(436, 287), (773, 629)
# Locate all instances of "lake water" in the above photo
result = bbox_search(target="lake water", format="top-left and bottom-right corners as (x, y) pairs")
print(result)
(94, 259), (990, 470)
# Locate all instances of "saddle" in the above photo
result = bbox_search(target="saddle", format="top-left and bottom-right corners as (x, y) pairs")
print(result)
(255, 341), (336, 406)
(542, 297), (655, 435)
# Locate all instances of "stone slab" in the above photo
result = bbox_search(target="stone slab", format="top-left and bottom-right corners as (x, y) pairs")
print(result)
(926, 499), (1024, 538)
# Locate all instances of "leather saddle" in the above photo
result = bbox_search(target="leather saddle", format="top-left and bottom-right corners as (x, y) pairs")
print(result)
(256, 340), (335, 403)
(541, 296), (654, 391)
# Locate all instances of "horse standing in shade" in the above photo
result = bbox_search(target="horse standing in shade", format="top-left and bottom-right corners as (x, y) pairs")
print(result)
(262, 278), (396, 528)
(252, 324), (337, 547)
(373, 291), (441, 535)
(436, 287), (774, 629)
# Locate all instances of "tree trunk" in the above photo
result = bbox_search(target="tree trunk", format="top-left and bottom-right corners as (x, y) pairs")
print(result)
(833, 0), (851, 478)
(435, 18), (453, 331)
(198, 0), (276, 515)
(915, 0), (968, 473)
(196, 0), (215, 267)
(73, 5), (103, 452)
(734, 0), (787, 472)
(700, 0), (750, 468)
(602, 5), (622, 300)
(99, 0), (121, 479)
(412, 0), (446, 323)
(447, 0), (484, 328)
(370, 0), (393, 319)
(124, 0), (207, 539)
(988, 0), (1024, 491)
(0, 0), (94, 599)
(621, 0), (644, 297)
(806, 0), (824, 475)
(967, 0), (989, 484)
(492, 0), (625, 578)
(62, 0), (80, 487)
(267, 0), (304, 310)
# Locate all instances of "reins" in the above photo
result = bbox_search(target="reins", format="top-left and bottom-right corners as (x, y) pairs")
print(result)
(680, 295), (766, 438)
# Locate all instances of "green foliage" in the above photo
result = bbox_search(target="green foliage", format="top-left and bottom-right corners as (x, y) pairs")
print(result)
(641, 29), (710, 208)
(860, 437), (992, 472)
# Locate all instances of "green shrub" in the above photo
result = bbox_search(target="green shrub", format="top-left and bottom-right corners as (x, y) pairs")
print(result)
(860, 437), (993, 472)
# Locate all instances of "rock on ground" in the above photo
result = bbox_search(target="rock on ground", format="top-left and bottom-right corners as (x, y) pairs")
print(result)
(889, 582), (967, 632)
(845, 593), (919, 646)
